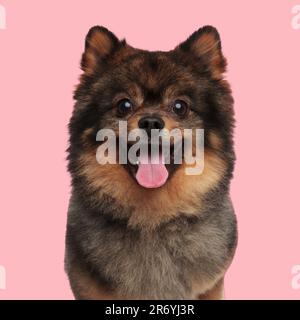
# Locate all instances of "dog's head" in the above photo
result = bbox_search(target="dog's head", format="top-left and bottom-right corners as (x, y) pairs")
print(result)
(68, 26), (235, 227)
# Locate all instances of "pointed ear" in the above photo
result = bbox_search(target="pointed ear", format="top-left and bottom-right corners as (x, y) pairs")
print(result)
(176, 26), (226, 79)
(81, 26), (121, 75)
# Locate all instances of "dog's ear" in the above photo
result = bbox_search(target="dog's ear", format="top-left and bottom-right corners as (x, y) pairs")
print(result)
(81, 26), (121, 74)
(176, 26), (226, 79)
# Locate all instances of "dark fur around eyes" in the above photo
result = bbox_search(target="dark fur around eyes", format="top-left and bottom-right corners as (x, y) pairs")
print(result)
(69, 51), (234, 141)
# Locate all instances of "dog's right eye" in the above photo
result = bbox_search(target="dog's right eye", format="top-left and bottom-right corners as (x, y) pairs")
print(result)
(117, 98), (133, 116)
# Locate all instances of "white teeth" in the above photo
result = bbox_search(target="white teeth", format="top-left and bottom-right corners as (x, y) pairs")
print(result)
(136, 160), (140, 165)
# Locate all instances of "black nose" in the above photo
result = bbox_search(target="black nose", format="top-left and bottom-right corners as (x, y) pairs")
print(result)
(138, 116), (165, 135)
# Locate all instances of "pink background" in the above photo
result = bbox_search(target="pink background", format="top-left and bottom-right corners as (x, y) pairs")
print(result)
(0, 0), (299, 299)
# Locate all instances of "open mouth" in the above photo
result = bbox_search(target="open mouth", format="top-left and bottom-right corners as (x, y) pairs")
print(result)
(123, 142), (181, 189)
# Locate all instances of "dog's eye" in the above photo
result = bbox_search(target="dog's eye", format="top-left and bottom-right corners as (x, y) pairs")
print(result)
(172, 100), (189, 117)
(117, 98), (133, 116)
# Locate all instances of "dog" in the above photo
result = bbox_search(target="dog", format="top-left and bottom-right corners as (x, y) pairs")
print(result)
(65, 25), (237, 300)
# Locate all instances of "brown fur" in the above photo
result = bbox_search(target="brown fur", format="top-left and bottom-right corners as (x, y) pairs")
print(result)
(197, 278), (224, 300)
(66, 25), (237, 300)
(76, 149), (226, 229)
(68, 263), (119, 300)
(68, 261), (225, 300)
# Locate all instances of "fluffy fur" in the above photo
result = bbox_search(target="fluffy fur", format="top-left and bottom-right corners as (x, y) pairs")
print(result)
(65, 25), (237, 299)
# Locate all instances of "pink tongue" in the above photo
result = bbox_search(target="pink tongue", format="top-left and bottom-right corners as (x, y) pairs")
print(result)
(136, 153), (169, 188)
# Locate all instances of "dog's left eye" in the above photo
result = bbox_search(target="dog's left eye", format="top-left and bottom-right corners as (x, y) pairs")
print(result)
(117, 98), (133, 116)
(172, 100), (189, 117)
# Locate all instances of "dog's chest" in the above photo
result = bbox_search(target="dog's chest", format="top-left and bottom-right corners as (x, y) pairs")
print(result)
(82, 218), (228, 299)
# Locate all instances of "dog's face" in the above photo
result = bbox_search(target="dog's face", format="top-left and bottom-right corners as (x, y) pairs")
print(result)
(68, 26), (235, 227)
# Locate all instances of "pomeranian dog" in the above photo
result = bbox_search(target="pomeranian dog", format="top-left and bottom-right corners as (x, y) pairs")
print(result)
(65, 25), (237, 300)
